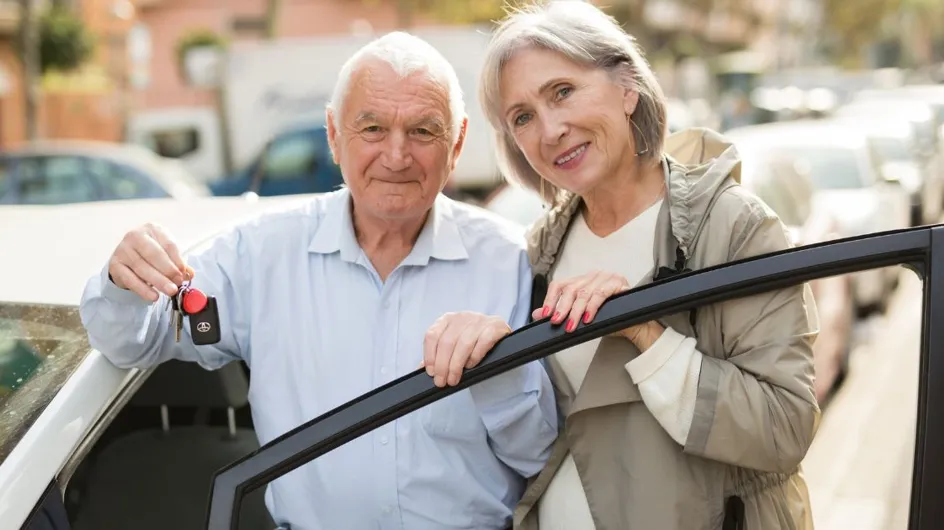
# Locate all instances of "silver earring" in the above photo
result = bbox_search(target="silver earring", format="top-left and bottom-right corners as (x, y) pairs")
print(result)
(629, 118), (650, 157)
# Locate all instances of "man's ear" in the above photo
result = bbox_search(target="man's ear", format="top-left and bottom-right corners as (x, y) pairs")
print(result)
(326, 107), (340, 165)
(449, 116), (469, 172)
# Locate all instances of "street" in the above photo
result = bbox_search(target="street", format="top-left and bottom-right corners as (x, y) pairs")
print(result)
(803, 267), (921, 530)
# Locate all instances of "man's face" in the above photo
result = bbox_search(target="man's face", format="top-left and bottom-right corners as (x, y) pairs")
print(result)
(327, 59), (467, 222)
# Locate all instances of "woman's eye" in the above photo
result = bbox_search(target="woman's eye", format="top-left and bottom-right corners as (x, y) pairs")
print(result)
(556, 86), (573, 99)
(513, 113), (532, 127)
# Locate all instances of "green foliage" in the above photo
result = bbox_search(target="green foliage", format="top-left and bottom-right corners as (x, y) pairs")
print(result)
(37, 6), (94, 73)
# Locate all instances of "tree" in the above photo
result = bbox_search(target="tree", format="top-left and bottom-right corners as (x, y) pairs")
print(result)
(37, 5), (94, 73)
(822, 0), (901, 66)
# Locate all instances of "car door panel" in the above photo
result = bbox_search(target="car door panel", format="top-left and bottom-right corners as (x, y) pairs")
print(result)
(204, 225), (944, 529)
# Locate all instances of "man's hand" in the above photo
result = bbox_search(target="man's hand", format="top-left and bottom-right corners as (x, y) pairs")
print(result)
(422, 312), (511, 387)
(108, 223), (190, 303)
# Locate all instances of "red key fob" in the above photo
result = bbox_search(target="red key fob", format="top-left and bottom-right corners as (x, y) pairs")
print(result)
(181, 288), (208, 315)
(177, 285), (221, 345)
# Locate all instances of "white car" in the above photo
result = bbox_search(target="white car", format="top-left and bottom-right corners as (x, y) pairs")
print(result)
(828, 114), (942, 226)
(0, 194), (316, 530)
(726, 120), (910, 314)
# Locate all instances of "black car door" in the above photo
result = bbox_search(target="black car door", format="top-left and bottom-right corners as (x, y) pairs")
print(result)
(203, 225), (944, 530)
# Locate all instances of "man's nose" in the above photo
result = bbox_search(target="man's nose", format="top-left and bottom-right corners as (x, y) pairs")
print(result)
(381, 132), (413, 172)
(540, 113), (568, 146)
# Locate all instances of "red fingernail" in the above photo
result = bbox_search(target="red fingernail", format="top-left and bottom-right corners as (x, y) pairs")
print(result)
(552, 311), (562, 323)
(583, 311), (591, 324)
(566, 319), (576, 332)
(542, 306), (551, 318)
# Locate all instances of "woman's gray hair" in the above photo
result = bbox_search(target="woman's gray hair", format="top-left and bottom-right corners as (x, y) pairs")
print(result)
(479, 0), (668, 202)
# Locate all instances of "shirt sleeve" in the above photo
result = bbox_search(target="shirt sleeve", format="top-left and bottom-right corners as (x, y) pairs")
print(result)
(467, 249), (559, 478)
(624, 326), (702, 446)
(79, 226), (252, 372)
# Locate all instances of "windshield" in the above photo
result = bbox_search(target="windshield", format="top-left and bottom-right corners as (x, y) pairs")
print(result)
(774, 146), (866, 190)
(0, 303), (91, 464)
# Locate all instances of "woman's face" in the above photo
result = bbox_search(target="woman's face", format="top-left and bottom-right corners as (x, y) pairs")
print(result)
(500, 46), (640, 196)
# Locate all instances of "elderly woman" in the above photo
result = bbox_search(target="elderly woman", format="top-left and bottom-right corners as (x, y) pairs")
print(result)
(421, 2), (819, 530)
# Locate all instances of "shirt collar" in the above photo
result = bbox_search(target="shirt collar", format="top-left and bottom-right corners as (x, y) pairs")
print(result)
(308, 188), (469, 265)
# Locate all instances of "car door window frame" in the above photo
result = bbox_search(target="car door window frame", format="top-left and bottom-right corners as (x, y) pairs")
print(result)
(19, 480), (71, 530)
(205, 225), (944, 530)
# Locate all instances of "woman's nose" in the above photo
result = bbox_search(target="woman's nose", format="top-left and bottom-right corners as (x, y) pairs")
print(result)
(540, 114), (568, 146)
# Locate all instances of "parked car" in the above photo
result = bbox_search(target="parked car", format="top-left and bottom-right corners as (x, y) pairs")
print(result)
(726, 120), (910, 315)
(836, 95), (944, 208)
(828, 114), (942, 226)
(0, 140), (210, 205)
(5, 195), (944, 530)
(209, 124), (344, 197)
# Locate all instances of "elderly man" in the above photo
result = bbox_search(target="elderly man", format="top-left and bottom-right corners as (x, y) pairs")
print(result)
(79, 32), (557, 530)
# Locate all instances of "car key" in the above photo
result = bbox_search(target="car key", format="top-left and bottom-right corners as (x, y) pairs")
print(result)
(170, 289), (182, 342)
(180, 286), (222, 345)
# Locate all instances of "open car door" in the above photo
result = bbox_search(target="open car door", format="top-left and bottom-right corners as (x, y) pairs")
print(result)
(203, 225), (944, 530)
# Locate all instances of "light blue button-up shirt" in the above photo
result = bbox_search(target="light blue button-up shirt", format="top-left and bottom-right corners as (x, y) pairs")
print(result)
(80, 188), (559, 530)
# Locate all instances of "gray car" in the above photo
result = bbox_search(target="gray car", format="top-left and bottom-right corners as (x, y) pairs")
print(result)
(0, 140), (209, 205)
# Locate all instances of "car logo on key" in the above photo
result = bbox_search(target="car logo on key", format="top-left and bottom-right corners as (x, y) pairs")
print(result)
(197, 322), (212, 333)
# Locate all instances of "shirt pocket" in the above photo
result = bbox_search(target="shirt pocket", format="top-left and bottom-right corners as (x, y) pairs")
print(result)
(419, 390), (484, 441)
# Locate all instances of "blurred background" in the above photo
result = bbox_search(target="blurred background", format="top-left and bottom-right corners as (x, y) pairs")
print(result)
(2, 0), (944, 529)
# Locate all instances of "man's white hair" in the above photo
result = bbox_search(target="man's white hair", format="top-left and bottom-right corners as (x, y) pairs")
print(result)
(327, 31), (465, 143)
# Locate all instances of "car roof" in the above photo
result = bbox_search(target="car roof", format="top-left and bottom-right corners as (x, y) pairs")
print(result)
(5, 140), (168, 166)
(0, 194), (321, 306)
(826, 115), (914, 139)
(836, 97), (935, 120)
(725, 120), (866, 149)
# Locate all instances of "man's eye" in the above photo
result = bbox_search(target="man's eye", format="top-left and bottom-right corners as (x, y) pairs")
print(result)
(415, 128), (432, 136)
(513, 113), (532, 127)
(364, 126), (382, 133)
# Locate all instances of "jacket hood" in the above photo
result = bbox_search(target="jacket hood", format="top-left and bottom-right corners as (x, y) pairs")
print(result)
(527, 127), (743, 277)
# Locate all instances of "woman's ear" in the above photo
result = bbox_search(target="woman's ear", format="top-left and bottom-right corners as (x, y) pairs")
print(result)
(623, 89), (640, 116)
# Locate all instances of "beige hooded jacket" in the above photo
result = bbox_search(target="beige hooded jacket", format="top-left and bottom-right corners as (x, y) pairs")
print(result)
(514, 128), (820, 530)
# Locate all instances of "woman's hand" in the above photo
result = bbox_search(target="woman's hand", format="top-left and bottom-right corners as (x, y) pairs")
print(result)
(422, 312), (512, 387)
(533, 270), (664, 350)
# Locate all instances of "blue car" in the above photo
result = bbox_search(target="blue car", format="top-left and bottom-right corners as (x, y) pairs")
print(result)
(0, 140), (210, 205)
(210, 125), (344, 197)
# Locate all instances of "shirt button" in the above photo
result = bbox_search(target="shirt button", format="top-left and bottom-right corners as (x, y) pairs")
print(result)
(383, 506), (393, 514)
(380, 436), (389, 445)
(380, 366), (388, 375)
